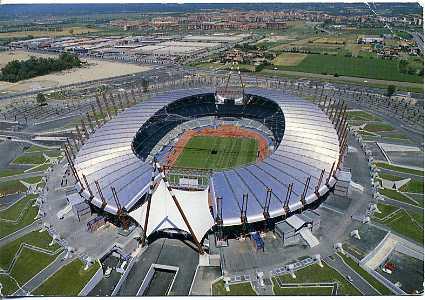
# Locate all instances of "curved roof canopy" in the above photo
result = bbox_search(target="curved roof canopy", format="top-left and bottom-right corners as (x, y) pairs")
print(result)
(74, 88), (340, 226)
(129, 179), (214, 242)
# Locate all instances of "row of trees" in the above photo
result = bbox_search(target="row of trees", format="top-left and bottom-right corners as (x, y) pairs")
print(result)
(0, 52), (82, 83)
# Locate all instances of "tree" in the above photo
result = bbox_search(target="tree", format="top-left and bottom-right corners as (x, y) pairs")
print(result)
(36, 92), (47, 106)
(0, 53), (82, 83)
(387, 85), (396, 97)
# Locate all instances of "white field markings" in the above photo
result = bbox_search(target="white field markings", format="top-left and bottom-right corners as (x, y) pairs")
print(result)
(404, 209), (424, 230)
(25, 163), (51, 173)
(273, 275), (337, 294)
(0, 195), (37, 223)
(373, 207), (402, 223)
(3, 241), (63, 274)
(377, 207), (423, 231)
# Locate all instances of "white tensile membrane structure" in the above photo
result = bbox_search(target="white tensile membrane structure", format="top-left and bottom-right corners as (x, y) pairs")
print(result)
(129, 179), (214, 246)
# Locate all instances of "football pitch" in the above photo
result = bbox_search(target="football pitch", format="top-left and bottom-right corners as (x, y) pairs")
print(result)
(174, 136), (259, 170)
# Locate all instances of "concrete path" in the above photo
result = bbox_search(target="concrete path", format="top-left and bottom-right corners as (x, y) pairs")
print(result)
(0, 220), (42, 248)
(0, 171), (45, 183)
(381, 196), (423, 214)
(324, 256), (379, 296)
(252, 279), (274, 295)
(362, 234), (398, 270)
(15, 250), (69, 296)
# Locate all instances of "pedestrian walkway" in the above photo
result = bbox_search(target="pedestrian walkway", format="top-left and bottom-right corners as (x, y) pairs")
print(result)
(15, 251), (69, 296)
(324, 255), (379, 296)
(0, 171), (46, 183)
(252, 278), (274, 295)
(0, 220), (42, 248)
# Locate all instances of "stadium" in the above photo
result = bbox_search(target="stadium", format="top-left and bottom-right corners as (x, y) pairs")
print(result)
(67, 79), (347, 253)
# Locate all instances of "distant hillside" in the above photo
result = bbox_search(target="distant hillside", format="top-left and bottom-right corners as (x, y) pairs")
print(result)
(0, 3), (422, 20)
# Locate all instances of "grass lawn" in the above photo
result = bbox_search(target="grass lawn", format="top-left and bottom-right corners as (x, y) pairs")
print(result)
(44, 149), (63, 158)
(0, 273), (19, 296)
(376, 209), (424, 244)
(375, 162), (424, 177)
(408, 210), (424, 225)
(358, 130), (376, 137)
(272, 53), (307, 66)
(363, 123), (394, 132)
(272, 53), (423, 83)
(212, 280), (256, 296)
(273, 263), (360, 296)
(399, 180), (424, 194)
(22, 176), (43, 185)
(0, 230), (61, 271)
(32, 259), (101, 296)
(0, 194), (37, 220)
(12, 153), (47, 165)
(194, 62), (225, 69)
(24, 145), (49, 153)
(27, 163), (52, 172)
(0, 169), (25, 178)
(379, 173), (404, 181)
(374, 203), (400, 220)
(337, 253), (393, 295)
(379, 188), (419, 206)
(174, 136), (258, 170)
(271, 280), (333, 296)
(0, 194), (39, 238)
(0, 180), (27, 197)
(380, 132), (410, 140)
(10, 247), (60, 286)
(347, 111), (382, 122)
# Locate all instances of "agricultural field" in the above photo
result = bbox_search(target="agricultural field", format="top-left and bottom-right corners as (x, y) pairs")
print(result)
(0, 26), (99, 39)
(269, 54), (423, 83)
(272, 53), (307, 66)
(174, 136), (259, 170)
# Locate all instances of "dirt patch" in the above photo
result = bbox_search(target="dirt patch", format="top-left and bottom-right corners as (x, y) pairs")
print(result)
(0, 27), (99, 39)
(272, 52), (307, 66)
(0, 50), (151, 94)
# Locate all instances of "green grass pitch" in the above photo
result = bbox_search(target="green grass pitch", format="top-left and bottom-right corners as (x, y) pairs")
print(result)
(174, 136), (259, 170)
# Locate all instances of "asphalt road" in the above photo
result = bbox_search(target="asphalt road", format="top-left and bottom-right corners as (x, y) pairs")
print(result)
(324, 255), (379, 296)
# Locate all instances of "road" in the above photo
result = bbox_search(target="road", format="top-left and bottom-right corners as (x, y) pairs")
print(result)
(381, 196), (423, 214)
(324, 255), (380, 296)
(411, 32), (424, 54)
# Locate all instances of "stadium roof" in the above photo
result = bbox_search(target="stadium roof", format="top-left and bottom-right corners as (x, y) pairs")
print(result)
(74, 88), (339, 226)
